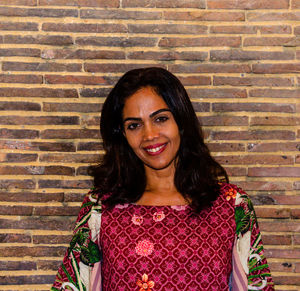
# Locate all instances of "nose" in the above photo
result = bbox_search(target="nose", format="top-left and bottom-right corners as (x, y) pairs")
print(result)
(143, 123), (159, 141)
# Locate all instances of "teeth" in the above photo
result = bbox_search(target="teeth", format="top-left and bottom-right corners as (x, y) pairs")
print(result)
(146, 144), (165, 153)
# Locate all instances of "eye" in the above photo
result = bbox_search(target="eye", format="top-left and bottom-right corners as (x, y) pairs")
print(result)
(155, 116), (169, 123)
(126, 122), (140, 130)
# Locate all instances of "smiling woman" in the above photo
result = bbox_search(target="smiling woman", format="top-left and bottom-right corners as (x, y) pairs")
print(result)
(52, 67), (274, 291)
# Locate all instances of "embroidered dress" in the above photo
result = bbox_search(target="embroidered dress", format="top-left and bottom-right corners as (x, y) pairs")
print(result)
(51, 183), (275, 291)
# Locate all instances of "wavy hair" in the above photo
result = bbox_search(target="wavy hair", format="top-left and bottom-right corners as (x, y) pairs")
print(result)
(89, 67), (228, 212)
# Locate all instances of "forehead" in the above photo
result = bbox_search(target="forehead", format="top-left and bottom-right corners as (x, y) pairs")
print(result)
(123, 87), (168, 117)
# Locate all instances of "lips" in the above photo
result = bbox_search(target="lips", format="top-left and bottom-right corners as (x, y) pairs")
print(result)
(143, 143), (167, 155)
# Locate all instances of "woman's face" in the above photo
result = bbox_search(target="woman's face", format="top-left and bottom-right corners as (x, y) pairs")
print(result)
(122, 86), (181, 172)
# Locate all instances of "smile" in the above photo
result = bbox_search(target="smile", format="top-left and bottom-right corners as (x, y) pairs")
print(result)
(144, 143), (167, 155)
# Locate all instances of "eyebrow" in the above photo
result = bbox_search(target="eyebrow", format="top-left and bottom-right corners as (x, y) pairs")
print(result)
(123, 108), (171, 123)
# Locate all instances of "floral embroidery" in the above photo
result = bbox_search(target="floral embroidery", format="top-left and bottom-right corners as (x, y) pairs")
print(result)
(115, 203), (129, 209)
(153, 211), (165, 222)
(224, 187), (237, 201)
(137, 273), (155, 291)
(135, 239), (154, 257)
(171, 205), (187, 211)
(132, 215), (143, 225)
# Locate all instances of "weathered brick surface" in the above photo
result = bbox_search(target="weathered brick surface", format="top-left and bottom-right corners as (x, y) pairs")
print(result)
(0, 1), (299, 289)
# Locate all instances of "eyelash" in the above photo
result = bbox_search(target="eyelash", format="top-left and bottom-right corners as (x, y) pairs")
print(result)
(126, 116), (169, 130)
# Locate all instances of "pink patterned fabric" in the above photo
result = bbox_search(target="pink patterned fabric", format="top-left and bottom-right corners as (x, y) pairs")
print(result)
(100, 193), (236, 291)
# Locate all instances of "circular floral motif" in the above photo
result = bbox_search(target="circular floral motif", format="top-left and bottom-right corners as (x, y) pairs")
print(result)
(135, 239), (154, 257)
(137, 273), (155, 291)
(115, 203), (129, 209)
(132, 214), (143, 225)
(153, 211), (165, 222)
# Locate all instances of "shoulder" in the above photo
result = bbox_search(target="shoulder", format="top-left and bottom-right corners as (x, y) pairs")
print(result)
(218, 182), (251, 206)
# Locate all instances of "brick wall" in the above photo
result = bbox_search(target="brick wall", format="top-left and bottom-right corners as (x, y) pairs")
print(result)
(0, 0), (299, 290)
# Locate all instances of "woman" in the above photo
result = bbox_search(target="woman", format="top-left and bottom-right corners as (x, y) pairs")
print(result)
(52, 67), (274, 290)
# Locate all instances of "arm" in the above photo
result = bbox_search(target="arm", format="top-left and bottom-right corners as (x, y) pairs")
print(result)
(51, 191), (102, 291)
(226, 184), (275, 291)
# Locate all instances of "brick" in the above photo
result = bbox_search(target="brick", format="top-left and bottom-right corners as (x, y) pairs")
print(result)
(0, 101), (40, 111)
(265, 248), (300, 259)
(250, 89), (300, 98)
(268, 262), (294, 272)
(76, 36), (157, 47)
(33, 235), (72, 244)
(1, 153), (37, 162)
(191, 102), (210, 112)
(212, 130), (295, 140)
(296, 155), (300, 163)
(0, 246), (65, 257)
(247, 142), (300, 152)
(3, 61), (81, 72)
(211, 50), (294, 61)
(38, 179), (92, 189)
(164, 11), (245, 21)
(247, 12), (300, 21)
(40, 129), (100, 139)
(0, 74), (42, 84)
(253, 63), (300, 74)
(176, 76), (211, 86)
(159, 36), (241, 48)
(0, 275), (55, 285)
(39, 153), (100, 163)
(291, 209), (300, 218)
(208, 0), (288, 9)
(3, 34), (73, 45)
(0, 261), (36, 271)
(64, 192), (86, 202)
(214, 76), (293, 87)
(0, 116), (79, 125)
(77, 142), (102, 151)
(169, 64), (251, 74)
(76, 166), (89, 175)
(80, 88), (111, 97)
(210, 26), (256, 34)
(0, 233), (31, 243)
(0, 140), (75, 152)
(0, 48), (40, 57)
(0, 205), (33, 215)
(224, 167), (247, 176)
(244, 37), (296, 46)
(37, 260), (61, 271)
(213, 102), (295, 113)
(292, 0), (300, 8)
(0, 7), (77, 17)
(0, 88), (78, 98)
(42, 22), (127, 33)
(207, 143), (245, 152)
(40, 0), (119, 7)
(294, 181), (300, 190)
(269, 195), (300, 205)
(0, 192), (64, 202)
(128, 24), (207, 34)
(262, 235), (292, 245)
(235, 181), (293, 191)
(0, 217), (75, 230)
(215, 155), (293, 165)
(273, 276), (300, 285)
(41, 48), (125, 59)
(45, 75), (117, 85)
(128, 51), (208, 61)
(123, 0), (206, 8)
(81, 9), (161, 20)
(250, 117), (299, 126)
(0, 0), (36, 5)
(0, 166), (75, 176)
(201, 116), (248, 126)
(259, 25), (292, 34)
(85, 63), (166, 73)
(0, 21), (38, 31)
(255, 207), (290, 218)
(80, 116), (100, 126)
(0, 128), (38, 139)
(33, 206), (80, 216)
(0, 179), (35, 189)
(295, 235), (300, 244)
(188, 88), (247, 98)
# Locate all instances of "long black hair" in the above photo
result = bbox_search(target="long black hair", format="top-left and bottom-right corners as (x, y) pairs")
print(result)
(89, 67), (228, 212)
